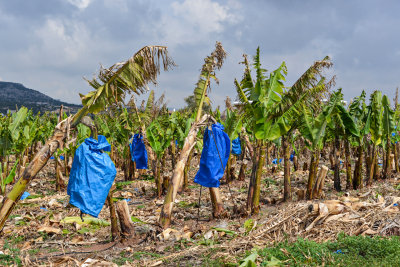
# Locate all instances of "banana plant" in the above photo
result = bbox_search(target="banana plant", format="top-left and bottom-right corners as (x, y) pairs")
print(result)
(235, 48), (332, 212)
(382, 95), (395, 179)
(366, 91), (383, 186)
(0, 160), (18, 196)
(391, 103), (400, 173)
(147, 117), (174, 197)
(348, 91), (371, 189)
(300, 89), (358, 196)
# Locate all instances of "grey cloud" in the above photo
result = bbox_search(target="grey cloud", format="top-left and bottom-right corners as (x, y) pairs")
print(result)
(0, 0), (400, 106)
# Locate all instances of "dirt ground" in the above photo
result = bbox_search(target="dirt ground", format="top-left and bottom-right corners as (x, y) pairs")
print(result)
(1, 158), (400, 266)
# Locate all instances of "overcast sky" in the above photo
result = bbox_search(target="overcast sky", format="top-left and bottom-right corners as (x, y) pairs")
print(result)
(1, 0), (400, 108)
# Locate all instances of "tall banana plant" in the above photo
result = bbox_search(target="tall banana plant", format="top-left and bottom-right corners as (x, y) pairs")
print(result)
(382, 95), (395, 179)
(348, 91), (371, 189)
(0, 45), (175, 231)
(366, 91), (383, 185)
(235, 48), (332, 213)
(147, 116), (174, 197)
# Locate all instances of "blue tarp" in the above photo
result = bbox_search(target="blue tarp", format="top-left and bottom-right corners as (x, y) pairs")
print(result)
(67, 135), (117, 217)
(231, 137), (241, 155)
(130, 134), (148, 169)
(194, 123), (230, 188)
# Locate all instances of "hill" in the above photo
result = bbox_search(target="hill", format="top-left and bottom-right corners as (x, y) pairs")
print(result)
(0, 81), (81, 114)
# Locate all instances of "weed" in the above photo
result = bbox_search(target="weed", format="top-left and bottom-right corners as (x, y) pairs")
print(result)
(28, 248), (40, 255)
(131, 216), (147, 224)
(1, 241), (22, 266)
(177, 201), (197, 208)
(115, 181), (134, 190)
(7, 234), (24, 245)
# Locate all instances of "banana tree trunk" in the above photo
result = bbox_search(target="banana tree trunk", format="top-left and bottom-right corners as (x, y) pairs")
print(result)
(116, 200), (135, 240)
(344, 139), (352, 190)
(152, 156), (162, 198)
(238, 160), (247, 181)
(367, 145), (377, 186)
(374, 150), (379, 180)
(170, 140), (176, 171)
(0, 118), (71, 231)
(248, 144), (266, 215)
(230, 155), (237, 180)
(107, 193), (119, 240)
(329, 148), (334, 170)
(242, 132), (254, 159)
(293, 155), (299, 171)
(159, 114), (209, 229)
(353, 144), (364, 189)
(306, 150), (317, 199)
(394, 143), (399, 173)
(282, 136), (291, 201)
(225, 154), (233, 183)
(333, 135), (341, 191)
(246, 145), (260, 210)
(183, 147), (195, 190)
(56, 158), (64, 191)
(210, 187), (224, 218)
(384, 137), (391, 179)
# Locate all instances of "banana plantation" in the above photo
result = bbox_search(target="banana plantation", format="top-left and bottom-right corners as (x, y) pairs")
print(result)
(1, 43), (400, 266)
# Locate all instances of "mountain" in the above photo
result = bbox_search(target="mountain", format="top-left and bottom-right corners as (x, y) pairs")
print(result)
(0, 81), (81, 114)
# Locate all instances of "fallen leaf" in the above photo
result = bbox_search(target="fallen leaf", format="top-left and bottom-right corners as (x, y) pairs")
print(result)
(38, 226), (61, 234)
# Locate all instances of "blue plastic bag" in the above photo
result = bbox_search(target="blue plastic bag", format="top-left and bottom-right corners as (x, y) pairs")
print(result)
(20, 192), (30, 200)
(231, 137), (241, 155)
(194, 123), (230, 188)
(67, 135), (117, 217)
(272, 158), (282, 164)
(130, 134), (148, 169)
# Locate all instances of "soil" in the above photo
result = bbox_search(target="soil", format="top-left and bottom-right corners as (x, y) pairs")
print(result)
(1, 157), (400, 266)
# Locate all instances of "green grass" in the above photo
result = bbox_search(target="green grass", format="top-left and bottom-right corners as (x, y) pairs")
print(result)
(154, 234), (400, 266)
(177, 201), (197, 208)
(253, 233), (400, 266)
(115, 181), (134, 190)
(1, 241), (22, 266)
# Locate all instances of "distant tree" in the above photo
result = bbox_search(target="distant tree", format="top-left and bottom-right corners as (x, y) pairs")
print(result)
(183, 95), (211, 113)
